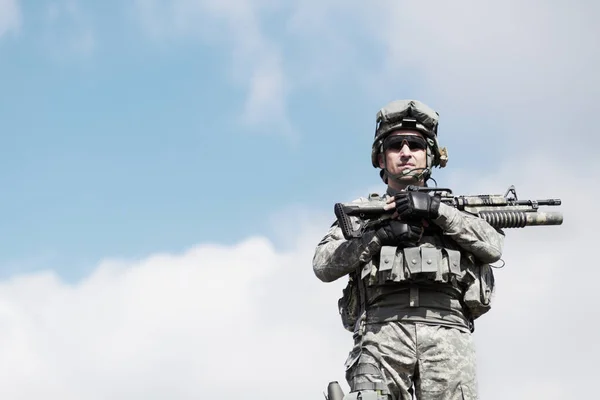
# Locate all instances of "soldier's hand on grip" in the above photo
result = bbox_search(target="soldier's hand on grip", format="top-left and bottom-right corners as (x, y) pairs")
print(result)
(393, 192), (441, 220)
(375, 220), (423, 246)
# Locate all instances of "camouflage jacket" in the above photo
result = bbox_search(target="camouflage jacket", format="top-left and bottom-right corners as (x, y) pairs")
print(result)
(312, 191), (505, 329)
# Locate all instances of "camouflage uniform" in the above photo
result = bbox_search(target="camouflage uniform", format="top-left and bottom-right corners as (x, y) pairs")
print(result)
(313, 189), (504, 400)
(313, 99), (504, 399)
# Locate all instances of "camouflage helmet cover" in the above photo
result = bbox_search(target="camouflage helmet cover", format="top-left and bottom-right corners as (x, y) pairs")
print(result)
(371, 99), (448, 172)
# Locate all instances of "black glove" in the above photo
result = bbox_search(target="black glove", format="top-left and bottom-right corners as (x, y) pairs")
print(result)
(393, 192), (441, 220)
(375, 220), (423, 246)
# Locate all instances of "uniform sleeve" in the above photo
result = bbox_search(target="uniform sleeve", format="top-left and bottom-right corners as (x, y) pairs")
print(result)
(433, 203), (505, 263)
(312, 220), (378, 283)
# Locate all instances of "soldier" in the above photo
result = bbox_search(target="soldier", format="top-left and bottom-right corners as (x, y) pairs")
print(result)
(313, 100), (505, 400)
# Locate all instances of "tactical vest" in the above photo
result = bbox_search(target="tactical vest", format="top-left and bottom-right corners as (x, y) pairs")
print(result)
(338, 202), (496, 332)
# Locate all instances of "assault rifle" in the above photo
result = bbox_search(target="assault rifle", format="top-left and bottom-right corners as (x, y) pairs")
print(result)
(334, 185), (563, 240)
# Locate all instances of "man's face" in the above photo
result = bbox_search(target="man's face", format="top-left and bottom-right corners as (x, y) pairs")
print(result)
(378, 130), (428, 182)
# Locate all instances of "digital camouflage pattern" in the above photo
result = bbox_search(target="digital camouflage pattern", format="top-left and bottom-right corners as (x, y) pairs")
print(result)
(316, 99), (564, 400)
(314, 98), (508, 399)
(346, 322), (477, 400)
(313, 195), (505, 283)
(313, 191), (505, 399)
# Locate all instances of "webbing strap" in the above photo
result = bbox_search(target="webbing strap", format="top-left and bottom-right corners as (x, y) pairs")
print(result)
(409, 287), (419, 307)
(343, 391), (386, 400)
(352, 364), (389, 392)
(354, 363), (382, 376)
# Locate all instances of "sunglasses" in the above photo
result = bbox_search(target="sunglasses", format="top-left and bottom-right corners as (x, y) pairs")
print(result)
(383, 135), (428, 151)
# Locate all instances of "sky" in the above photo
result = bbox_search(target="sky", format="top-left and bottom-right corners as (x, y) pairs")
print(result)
(0, 0), (599, 399)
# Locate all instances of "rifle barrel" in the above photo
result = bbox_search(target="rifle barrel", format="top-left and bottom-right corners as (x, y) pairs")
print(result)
(515, 199), (562, 206)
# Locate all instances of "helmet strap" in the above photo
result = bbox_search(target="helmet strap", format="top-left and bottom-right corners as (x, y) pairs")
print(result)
(381, 156), (430, 186)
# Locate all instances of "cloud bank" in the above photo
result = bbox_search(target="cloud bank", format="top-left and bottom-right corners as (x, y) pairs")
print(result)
(0, 213), (352, 399)
(0, 154), (597, 399)
(130, 0), (599, 148)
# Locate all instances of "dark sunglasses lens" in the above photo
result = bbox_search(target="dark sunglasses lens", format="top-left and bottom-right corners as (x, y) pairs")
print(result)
(384, 136), (427, 151)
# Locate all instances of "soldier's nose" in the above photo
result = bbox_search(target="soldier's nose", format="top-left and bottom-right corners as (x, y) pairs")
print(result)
(399, 144), (412, 156)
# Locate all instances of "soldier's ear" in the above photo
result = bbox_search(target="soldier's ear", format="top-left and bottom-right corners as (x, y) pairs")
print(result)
(378, 153), (385, 169)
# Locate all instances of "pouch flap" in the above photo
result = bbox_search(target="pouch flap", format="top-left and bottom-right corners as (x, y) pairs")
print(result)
(421, 246), (441, 273)
(404, 247), (422, 274)
(379, 246), (396, 271)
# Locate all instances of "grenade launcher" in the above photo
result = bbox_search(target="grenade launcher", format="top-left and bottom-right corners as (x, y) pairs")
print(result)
(334, 185), (563, 240)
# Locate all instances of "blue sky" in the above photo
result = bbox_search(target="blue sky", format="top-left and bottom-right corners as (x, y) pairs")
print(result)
(0, 1), (599, 399)
(0, 0), (489, 279)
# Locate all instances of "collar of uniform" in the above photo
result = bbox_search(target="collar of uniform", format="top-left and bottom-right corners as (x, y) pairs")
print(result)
(385, 184), (430, 197)
(386, 186), (406, 197)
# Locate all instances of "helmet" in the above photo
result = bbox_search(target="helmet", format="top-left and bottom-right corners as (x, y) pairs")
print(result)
(371, 99), (448, 182)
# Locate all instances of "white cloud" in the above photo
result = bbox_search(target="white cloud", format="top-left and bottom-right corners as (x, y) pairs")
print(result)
(240, 51), (290, 132)
(130, 1), (600, 145)
(282, 1), (600, 147)
(283, 0), (370, 91)
(0, 220), (351, 399)
(2, 2), (598, 398)
(0, 0), (20, 38)
(0, 152), (597, 399)
(359, 1), (600, 140)
(133, 0), (293, 137)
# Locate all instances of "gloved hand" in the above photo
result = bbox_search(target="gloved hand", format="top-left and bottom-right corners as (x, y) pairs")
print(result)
(393, 192), (441, 220)
(375, 220), (423, 246)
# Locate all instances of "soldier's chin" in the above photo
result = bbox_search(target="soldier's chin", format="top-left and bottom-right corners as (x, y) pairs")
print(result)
(397, 168), (419, 177)
(393, 172), (420, 183)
